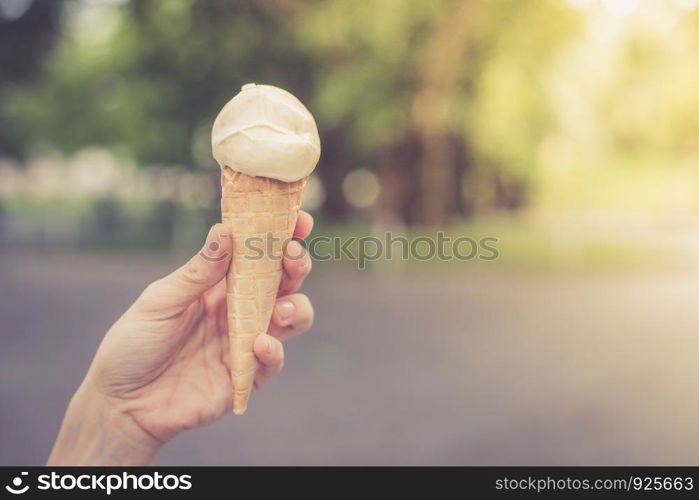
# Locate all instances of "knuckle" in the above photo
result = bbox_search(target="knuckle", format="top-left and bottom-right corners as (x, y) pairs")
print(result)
(302, 254), (313, 275)
(141, 281), (159, 298)
(138, 281), (161, 306)
(295, 294), (314, 329)
(304, 303), (315, 329)
(307, 307), (315, 329)
(285, 241), (307, 264)
(180, 257), (210, 286)
(275, 341), (285, 360)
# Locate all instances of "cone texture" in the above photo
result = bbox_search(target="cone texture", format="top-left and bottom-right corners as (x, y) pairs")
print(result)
(220, 168), (307, 414)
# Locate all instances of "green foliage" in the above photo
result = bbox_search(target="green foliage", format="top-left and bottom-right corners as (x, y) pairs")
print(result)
(4, 1), (309, 166)
(0, 0), (582, 223)
(296, 0), (447, 151)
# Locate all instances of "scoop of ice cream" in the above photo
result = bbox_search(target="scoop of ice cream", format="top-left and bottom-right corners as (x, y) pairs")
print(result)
(211, 83), (320, 182)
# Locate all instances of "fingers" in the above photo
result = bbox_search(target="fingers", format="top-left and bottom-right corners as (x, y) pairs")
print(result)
(278, 240), (312, 296)
(293, 211), (314, 240)
(253, 334), (284, 391)
(278, 211), (313, 296)
(251, 291), (315, 390)
(138, 224), (232, 313)
(268, 293), (314, 340)
(134, 213), (310, 314)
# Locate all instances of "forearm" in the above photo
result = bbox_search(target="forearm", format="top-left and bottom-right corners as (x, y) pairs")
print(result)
(48, 382), (161, 466)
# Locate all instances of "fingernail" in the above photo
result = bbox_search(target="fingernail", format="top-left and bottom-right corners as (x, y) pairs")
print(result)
(265, 336), (274, 355)
(275, 300), (295, 321)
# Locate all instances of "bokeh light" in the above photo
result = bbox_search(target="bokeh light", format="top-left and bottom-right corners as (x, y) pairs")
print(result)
(302, 175), (326, 213)
(341, 169), (380, 209)
(0, 0), (32, 21)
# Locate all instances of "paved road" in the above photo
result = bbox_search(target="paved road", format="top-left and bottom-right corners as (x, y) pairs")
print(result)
(1, 252), (699, 465)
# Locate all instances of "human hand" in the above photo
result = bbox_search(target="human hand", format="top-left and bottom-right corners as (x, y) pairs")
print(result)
(48, 212), (314, 465)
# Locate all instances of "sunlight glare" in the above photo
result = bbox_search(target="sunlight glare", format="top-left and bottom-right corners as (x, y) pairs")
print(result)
(602, 0), (640, 18)
(673, 0), (699, 10)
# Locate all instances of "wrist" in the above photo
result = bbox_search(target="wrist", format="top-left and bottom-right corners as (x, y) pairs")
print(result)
(48, 381), (162, 465)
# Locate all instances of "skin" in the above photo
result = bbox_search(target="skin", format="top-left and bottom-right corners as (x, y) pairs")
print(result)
(48, 212), (315, 465)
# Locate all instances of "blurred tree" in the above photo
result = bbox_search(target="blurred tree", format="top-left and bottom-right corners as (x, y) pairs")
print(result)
(3, 0), (311, 165)
(298, 0), (579, 224)
(0, 0), (64, 157)
(2, 0), (580, 225)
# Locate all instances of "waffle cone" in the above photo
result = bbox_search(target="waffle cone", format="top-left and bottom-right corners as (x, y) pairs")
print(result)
(220, 167), (307, 414)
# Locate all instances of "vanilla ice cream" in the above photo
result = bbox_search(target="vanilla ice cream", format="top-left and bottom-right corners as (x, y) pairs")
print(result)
(211, 83), (320, 182)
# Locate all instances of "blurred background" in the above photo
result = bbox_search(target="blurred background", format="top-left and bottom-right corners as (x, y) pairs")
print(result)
(2, 0), (699, 465)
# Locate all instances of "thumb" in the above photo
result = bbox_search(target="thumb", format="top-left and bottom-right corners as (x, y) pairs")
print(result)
(137, 223), (232, 313)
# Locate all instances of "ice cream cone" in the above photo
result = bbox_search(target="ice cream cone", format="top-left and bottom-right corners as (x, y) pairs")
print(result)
(221, 167), (308, 414)
(212, 82), (319, 415)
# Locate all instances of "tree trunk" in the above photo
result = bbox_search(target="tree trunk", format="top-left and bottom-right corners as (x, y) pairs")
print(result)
(411, 0), (478, 226)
